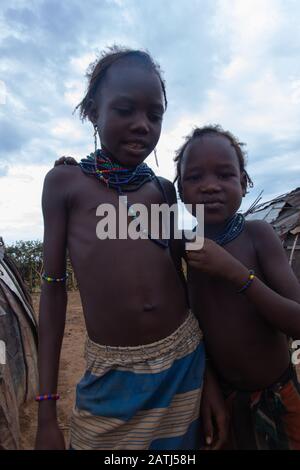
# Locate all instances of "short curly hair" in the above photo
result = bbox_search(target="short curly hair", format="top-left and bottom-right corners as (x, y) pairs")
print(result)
(75, 45), (167, 121)
(174, 124), (253, 199)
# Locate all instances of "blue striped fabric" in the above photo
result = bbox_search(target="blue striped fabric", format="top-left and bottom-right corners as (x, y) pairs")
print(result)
(70, 312), (205, 450)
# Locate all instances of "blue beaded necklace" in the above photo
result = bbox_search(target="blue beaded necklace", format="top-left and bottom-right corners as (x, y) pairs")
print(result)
(79, 149), (169, 249)
(207, 213), (245, 246)
(79, 149), (155, 194)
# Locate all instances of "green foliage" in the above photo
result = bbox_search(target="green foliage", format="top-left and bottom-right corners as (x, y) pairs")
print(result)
(6, 240), (77, 292)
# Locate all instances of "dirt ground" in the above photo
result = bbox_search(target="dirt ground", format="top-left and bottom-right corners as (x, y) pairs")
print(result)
(19, 291), (300, 449)
(19, 291), (86, 449)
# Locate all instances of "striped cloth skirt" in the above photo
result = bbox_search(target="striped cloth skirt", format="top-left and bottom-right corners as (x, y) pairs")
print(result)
(70, 311), (205, 450)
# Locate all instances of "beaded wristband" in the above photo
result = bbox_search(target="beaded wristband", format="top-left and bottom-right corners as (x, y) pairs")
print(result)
(35, 393), (60, 402)
(42, 273), (68, 283)
(237, 270), (255, 294)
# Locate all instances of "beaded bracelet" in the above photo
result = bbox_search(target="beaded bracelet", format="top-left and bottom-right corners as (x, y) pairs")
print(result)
(35, 393), (60, 402)
(237, 270), (255, 294)
(42, 273), (68, 283)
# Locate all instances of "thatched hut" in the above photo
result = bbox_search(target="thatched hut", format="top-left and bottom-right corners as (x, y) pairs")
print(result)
(245, 188), (300, 280)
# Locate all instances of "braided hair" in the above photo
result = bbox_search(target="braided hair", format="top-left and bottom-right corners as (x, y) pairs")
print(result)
(75, 45), (167, 121)
(174, 124), (253, 200)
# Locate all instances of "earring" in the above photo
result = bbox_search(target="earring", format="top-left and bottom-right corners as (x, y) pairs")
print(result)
(154, 148), (159, 167)
(93, 124), (98, 154)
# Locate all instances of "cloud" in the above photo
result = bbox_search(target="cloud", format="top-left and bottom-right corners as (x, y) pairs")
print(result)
(0, 0), (299, 241)
(0, 164), (49, 243)
(0, 164), (9, 177)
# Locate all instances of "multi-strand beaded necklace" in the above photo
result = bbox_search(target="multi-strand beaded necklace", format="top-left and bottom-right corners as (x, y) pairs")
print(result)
(79, 149), (155, 194)
(42, 150), (169, 284)
(80, 149), (169, 248)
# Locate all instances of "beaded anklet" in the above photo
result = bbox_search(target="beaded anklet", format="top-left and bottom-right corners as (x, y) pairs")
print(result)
(42, 273), (68, 283)
(237, 270), (255, 293)
(35, 393), (60, 402)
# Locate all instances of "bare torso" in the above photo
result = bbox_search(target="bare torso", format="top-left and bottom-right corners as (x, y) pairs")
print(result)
(188, 222), (290, 390)
(64, 166), (187, 345)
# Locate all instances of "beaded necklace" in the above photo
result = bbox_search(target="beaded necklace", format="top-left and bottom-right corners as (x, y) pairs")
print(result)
(79, 149), (155, 194)
(207, 213), (245, 246)
(79, 149), (169, 249)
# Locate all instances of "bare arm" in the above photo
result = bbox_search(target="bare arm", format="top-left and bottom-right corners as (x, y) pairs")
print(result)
(201, 363), (228, 450)
(187, 221), (300, 338)
(35, 167), (69, 449)
(240, 220), (300, 338)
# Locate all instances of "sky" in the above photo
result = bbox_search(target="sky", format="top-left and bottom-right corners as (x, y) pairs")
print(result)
(0, 0), (300, 244)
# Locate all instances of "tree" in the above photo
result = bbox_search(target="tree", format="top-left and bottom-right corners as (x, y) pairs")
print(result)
(6, 240), (77, 292)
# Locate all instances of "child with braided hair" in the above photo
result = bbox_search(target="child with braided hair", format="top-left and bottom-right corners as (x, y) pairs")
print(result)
(175, 124), (300, 449)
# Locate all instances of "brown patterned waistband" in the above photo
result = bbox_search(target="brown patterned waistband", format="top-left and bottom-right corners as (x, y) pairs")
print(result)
(85, 311), (203, 366)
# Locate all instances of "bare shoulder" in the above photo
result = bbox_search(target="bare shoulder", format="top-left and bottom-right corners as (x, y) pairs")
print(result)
(44, 164), (82, 192)
(245, 219), (280, 248)
(42, 166), (84, 213)
(45, 163), (81, 182)
(244, 218), (285, 263)
(244, 219), (300, 301)
(245, 218), (275, 233)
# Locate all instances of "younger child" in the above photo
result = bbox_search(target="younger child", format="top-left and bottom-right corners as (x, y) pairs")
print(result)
(175, 125), (300, 450)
